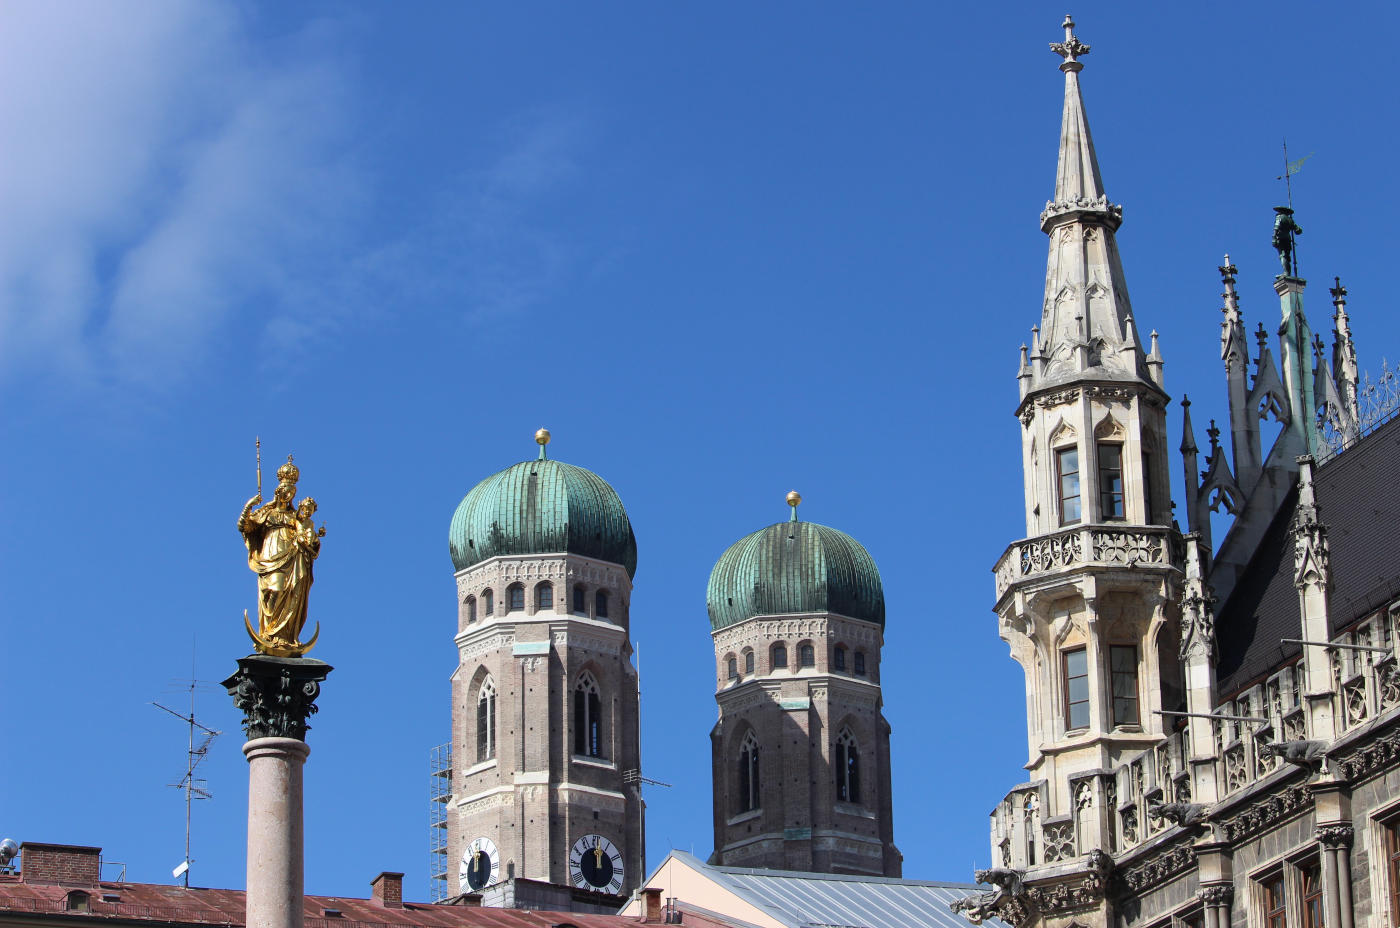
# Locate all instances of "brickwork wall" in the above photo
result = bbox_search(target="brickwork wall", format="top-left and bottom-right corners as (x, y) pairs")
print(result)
(20, 844), (101, 885)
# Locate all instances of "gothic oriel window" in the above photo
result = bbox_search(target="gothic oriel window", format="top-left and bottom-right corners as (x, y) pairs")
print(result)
(799, 643), (815, 667)
(476, 676), (497, 762)
(854, 651), (866, 675)
(1098, 443), (1125, 520)
(507, 583), (525, 612)
(737, 731), (760, 813)
(744, 650), (755, 674)
(482, 589), (494, 616)
(1063, 647), (1090, 730)
(536, 582), (553, 611)
(1110, 645), (1140, 726)
(1262, 873), (1287, 928)
(834, 646), (847, 672)
(1301, 860), (1324, 928)
(572, 584), (587, 615)
(835, 728), (861, 804)
(1056, 447), (1081, 525)
(772, 643), (788, 668)
(574, 672), (603, 758)
(595, 589), (609, 619)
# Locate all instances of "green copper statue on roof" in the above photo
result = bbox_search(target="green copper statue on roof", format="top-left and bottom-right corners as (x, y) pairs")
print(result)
(1272, 206), (1303, 278)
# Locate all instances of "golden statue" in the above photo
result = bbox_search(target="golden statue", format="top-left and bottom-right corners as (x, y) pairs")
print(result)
(237, 453), (324, 656)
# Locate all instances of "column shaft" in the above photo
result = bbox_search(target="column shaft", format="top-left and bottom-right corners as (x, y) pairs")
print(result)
(245, 738), (311, 928)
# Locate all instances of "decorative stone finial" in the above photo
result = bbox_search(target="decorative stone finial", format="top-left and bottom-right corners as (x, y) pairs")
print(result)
(536, 427), (551, 460)
(1050, 14), (1091, 71)
(1330, 276), (1347, 302)
(787, 490), (801, 521)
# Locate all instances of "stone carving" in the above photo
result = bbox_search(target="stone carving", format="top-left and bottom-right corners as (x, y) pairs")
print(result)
(1040, 195), (1122, 227)
(1258, 739), (1328, 772)
(1315, 824), (1354, 848)
(950, 868), (1027, 926)
(1292, 463), (1330, 592)
(1042, 821), (1076, 863)
(1198, 884), (1234, 907)
(1092, 529), (1165, 565)
(1380, 661), (1400, 710)
(222, 655), (333, 742)
(1224, 743), (1248, 793)
(1121, 807), (1138, 844)
(1120, 840), (1195, 894)
(1334, 728), (1400, 783)
(1218, 781), (1312, 843)
(1149, 802), (1210, 831)
(1019, 530), (1083, 575)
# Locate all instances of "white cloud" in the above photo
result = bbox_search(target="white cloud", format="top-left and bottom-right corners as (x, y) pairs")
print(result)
(0, 2), (356, 386)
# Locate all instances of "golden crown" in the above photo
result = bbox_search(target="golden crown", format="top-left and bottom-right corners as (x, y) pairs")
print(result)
(277, 455), (299, 483)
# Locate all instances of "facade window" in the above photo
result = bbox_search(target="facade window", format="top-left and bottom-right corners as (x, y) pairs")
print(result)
(536, 582), (553, 611)
(1177, 910), (1204, 928)
(465, 596), (476, 623)
(595, 590), (609, 619)
(835, 728), (861, 803)
(1110, 645), (1140, 727)
(1063, 647), (1090, 730)
(1057, 447), (1082, 525)
(507, 584), (525, 612)
(1098, 443), (1125, 520)
(834, 646), (847, 672)
(572, 584), (587, 615)
(1301, 861), (1324, 928)
(1262, 874), (1287, 928)
(854, 651), (866, 675)
(737, 731), (760, 813)
(772, 644), (788, 668)
(1386, 817), (1400, 928)
(482, 589), (494, 616)
(799, 643), (815, 668)
(744, 650), (755, 674)
(727, 656), (738, 680)
(476, 676), (497, 762)
(1142, 451), (1155, 523)
(573, 672), (603, 758)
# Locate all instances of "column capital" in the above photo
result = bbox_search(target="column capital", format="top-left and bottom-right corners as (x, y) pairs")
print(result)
(1198, 883), (1234, 906)
(223, 654), (333, 742)
(1315, 823), (1354, 849)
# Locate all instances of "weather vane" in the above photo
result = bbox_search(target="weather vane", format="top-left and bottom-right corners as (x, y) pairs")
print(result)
(237, 446), (326, 656)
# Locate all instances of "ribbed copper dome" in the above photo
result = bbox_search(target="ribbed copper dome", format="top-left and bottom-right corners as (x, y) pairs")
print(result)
(706, 520), (884, 630)
(449, 458), (637, 577)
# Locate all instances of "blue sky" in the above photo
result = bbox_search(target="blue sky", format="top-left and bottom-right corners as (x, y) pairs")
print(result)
(3, 0), (1399, 902)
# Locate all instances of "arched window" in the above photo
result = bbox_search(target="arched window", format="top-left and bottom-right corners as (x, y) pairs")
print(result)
(799, 643), (815, 667)
(772, 643), (788, 669)
(507, 583), (525, 612)
(737, 731), (760, 813)
(833, 645), (847, 672)
(835, 728), (860, 804)
(482, 589), (494, 616)
(65, 892), (90, 913)
(465, 596), (477, 623)
(726, 655), (738, 680)
(595, 589), (609, 619)
(744, 649), (755, 674)
(572, 584), (587, 615)
(574, 672), (603, 758)
(476, 676), (497, 762)
(854, 651), (866, 675)
(536, 582), (553, 611)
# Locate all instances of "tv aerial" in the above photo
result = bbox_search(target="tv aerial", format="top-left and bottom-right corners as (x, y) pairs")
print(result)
(153, 669), (221, 889)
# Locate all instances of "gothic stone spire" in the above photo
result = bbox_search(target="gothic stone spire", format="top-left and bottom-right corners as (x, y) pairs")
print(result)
(1032, 15), (1152, 393)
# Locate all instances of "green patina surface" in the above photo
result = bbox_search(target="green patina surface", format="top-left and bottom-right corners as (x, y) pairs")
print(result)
(706, 520), (884, 631)
(449, 458), (637, 577)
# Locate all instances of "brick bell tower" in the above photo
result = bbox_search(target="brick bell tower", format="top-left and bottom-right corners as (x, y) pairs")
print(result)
(971, 16), (1184, 928)
(706, 492), (900, 877)
(445, 430), (644, 913)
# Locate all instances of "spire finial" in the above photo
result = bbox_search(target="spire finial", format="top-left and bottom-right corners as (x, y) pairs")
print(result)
(1330, 276), (1347, 302)
(1050, 14), (1091, 71)
(535, 427), (551, 460)
(1207, 419), (1221, 454)
(786, 490), (802, 522)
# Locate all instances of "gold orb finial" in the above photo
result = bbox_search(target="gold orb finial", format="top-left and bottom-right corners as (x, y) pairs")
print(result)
(786, 490), (801, 507)
(536, 427), (551, 445)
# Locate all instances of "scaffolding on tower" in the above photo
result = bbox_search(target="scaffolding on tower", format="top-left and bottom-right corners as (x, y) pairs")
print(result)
(428, 743), (452, 902)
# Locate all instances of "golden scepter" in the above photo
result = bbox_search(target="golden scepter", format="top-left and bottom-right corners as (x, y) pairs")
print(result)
(256, 436), (262, 498)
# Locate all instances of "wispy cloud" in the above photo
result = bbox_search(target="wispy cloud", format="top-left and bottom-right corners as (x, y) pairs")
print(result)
(0, 2), (357, 386)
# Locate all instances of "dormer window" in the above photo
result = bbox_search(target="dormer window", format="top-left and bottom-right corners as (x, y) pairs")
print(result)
(65, 892), (90, 913)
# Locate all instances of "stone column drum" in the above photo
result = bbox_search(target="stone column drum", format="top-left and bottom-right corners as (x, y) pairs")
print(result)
(224, 656), (332, 928)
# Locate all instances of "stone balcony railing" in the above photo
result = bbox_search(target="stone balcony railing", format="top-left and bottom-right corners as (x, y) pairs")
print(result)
(993, 523), (1182, 600)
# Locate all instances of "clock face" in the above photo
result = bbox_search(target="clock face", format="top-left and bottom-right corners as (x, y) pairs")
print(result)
(569, 834), (624, 894)
(458, 837), (499, 892)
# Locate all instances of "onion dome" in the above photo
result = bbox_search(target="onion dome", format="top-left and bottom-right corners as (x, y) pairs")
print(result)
(707, 493), (884, 631)
(449, 430), (637, 577)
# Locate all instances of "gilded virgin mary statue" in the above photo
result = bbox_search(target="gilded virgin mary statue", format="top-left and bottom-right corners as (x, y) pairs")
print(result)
(237, 455), (325, 656)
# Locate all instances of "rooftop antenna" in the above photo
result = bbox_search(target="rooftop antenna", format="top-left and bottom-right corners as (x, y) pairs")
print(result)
(152, 644), (221, 888)
(625, 642), (673, 790)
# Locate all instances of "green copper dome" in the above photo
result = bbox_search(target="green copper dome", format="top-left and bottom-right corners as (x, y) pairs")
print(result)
(707, 519), (884, 631)
(449, 457), (637, 577)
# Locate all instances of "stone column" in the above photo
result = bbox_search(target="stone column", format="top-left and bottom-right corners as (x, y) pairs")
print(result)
(224, 656), (332, 928)
(1316, 824), (1355, 928)
(1198, 883), (1233, 928)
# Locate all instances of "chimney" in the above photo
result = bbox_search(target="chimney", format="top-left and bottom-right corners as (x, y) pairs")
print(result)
(641, 887), (663, 923)
(19, 844), (101, 886)
(370, 872), (403, 908)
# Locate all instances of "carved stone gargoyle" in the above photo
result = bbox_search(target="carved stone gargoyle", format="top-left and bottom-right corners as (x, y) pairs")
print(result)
(1148, 801), (1211, 832)
(950, 867), (1026, 926)
(1258, 739), (1329, 773)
